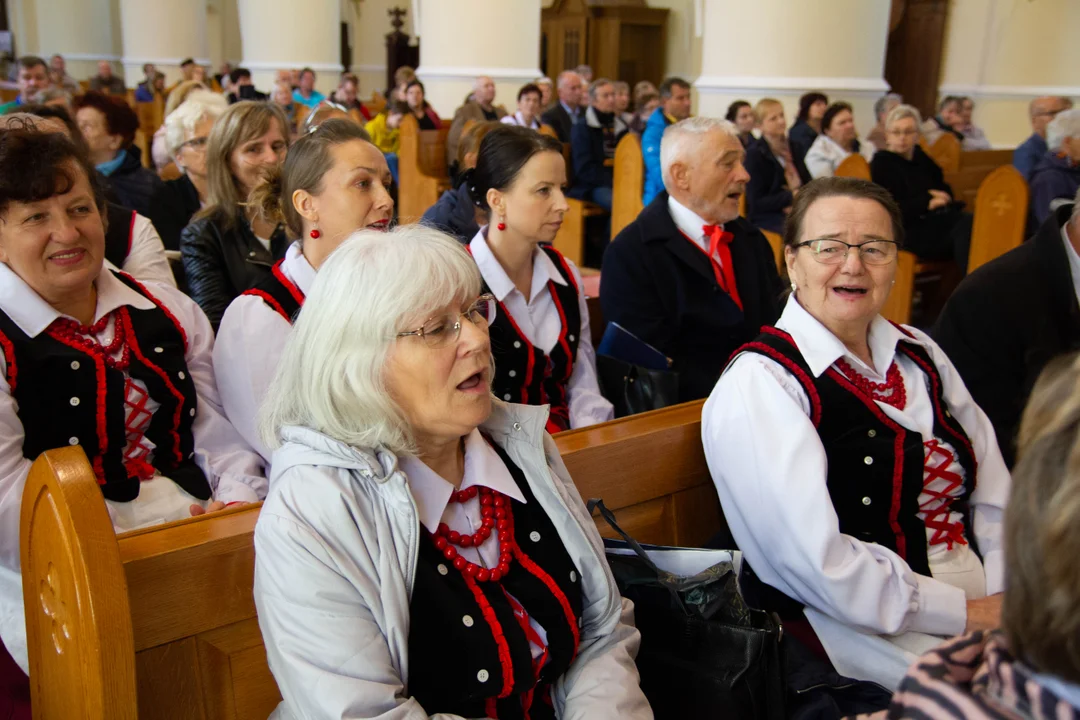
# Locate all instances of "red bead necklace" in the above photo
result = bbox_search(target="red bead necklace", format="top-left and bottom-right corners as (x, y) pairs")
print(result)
(432, 485), (515, 582)
(48, 312), (130, 370)
(835, 357), (907, 410)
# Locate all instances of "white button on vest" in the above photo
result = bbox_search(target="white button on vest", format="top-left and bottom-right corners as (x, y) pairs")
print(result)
(69, 397), (80, 407)
(249, 251), (257, 257)
(864, 456), (873, 465)
(867, 429), (877, 438)
(437, 564), (448, 576)
(68, 437), (78, 446)
(477, 669), (489, 683)
(529, 531), (541, 542)
(568, 334), (575, 342)
(503, 393), (512, 401)
(862, 497), (872, 506)
(189, 408), (196, 417)
(154, 347), (164, 354)
(178, 371), (186, 380)
(462, 614), (474, 627)
(70, 361), (80, 371)
(513, 341), (522, 349)
(508, 370), (516, 378)
(570, 570), (578, 582)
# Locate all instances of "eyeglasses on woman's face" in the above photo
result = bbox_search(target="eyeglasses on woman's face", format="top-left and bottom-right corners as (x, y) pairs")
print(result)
(179, 135), (209, 152)
(794, 238), (899, 266)
(397, 294), (497, 348)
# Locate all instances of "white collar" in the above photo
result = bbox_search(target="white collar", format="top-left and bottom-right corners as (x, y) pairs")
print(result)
(468, 228), (566, 304)
(0, 262), (154, 338)
(514, 111), (539, 128)
(399, 428), (528, 533)
(280, 241), (317, 296)
(816, 133), (850, 157)
(775, 293), (925, 379)
(666, 195), (719, 249)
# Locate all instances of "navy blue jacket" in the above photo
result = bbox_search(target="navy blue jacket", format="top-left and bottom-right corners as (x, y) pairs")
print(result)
(1030, 152), (1080, 225)
(600, 191), (784, 402)
(744, 138), (792, 233)
(568, 107), (627, 200)
(787, 120), (816, 182)
(104, 145), (163, 220)
(420, 181), (479, 244)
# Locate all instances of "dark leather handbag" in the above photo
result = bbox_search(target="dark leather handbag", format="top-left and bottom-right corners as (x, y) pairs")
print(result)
(596, 354), (680, 417)
(589, 500), (785, 720)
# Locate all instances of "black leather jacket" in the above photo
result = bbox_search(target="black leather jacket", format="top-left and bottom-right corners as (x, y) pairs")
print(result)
(180, 208), (288, 331)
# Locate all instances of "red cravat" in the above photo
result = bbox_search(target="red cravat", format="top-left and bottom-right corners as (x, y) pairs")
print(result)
(702, 224), (743, 311)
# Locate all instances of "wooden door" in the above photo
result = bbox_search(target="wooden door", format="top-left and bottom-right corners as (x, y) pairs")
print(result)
(884, 0), (949, 119)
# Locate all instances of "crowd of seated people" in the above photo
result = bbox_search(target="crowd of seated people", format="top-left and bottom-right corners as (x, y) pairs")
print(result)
(922, 95), (992, 151)
(569, 78), (628, 212)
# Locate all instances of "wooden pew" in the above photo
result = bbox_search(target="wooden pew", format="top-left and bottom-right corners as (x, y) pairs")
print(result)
(551, 141), (605, 268)
(611, 133), (644, 238)
(23, 401), (717, 718)
(835, 153), (871, 180)
(924, 133), (961, 173)
(397, 113), (451, 223)
(945, 149), (1016, 213)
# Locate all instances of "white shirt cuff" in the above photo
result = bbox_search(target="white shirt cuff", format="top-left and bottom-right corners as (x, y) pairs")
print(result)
(212, 477), (262, 506)
(907, 574), (967, 637)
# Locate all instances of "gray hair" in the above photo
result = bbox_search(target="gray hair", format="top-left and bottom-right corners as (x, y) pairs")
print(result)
(555, 70), (580, 90)
(874, 93), (903, 120)
(258, 225), (483, 454)
(588, 78), (613, 101)
(1048, 109), (1080, 152)
(660, 116), (740, 189)
(535, 76), (552, 87)
(884, 103), (923, 131)
(164, 91), (228, 159)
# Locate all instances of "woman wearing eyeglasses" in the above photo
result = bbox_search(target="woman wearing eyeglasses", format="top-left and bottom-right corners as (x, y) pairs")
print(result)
(253, 226), (650, 719)
(870, 104), (973, 271)
(701, 178), (1011, 692)
(466, 125), (612, 433)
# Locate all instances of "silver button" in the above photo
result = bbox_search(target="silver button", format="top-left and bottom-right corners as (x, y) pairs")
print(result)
(862, 497), (872, 506)
(867, 429), (877, 438)
(69, 397), (80, 407)
(513, 341), (522, 349)
(437, 564), (448, 576)
(512, 422), (521, 431)
(189, 408), (196, 417)
(462, 614), (474, 627)
(503, 394), (512, 401)
(508, 370), (516, 378)
(153, 346), (164, 354)
(568, 334), (575, 342)
(178, 371), (186, 380)
(570, 570), (578, 582)
(70, 361), (80, 370)
(864, 456), (873, 465)
(249, 251), (256, 257)
(68, 437), (78, 446)
(477, 669), (489, 683)
(530, 531), (541, 542)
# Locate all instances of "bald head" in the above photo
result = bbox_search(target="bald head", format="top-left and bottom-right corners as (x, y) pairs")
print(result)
(1030, 95), (1074, 138)
(556, 71), (583, 109)
(473, 75), (496, 108)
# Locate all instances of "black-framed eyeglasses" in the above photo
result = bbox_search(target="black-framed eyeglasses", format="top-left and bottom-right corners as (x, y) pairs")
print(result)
(794, 239), (899, 266)
(396, 294), (497, 348)
(178, 135), (209, 152)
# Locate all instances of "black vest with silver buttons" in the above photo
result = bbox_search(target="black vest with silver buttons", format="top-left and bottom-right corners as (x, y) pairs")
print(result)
(0, 271), (210, 502)
(737, 326), (978, 576)
(406, 439), (583, 719)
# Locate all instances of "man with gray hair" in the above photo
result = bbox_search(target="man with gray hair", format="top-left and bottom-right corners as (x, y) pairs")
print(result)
(1030, 108), (1080, 225)
(445, 74), (508, 167)
(540, 70), (584, 142)
(600, 116), (783, 402)
(934, 184), (1080, 467)
(867, 92), (903, 151)
(1015, 96), (1074, 181)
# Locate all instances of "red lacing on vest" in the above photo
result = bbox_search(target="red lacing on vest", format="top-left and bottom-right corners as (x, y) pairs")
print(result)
(119, 310), (187, 465)
(921, 439), (968, 549)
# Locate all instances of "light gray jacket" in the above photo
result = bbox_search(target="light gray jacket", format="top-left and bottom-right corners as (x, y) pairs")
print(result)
(254, 400), (652, 720)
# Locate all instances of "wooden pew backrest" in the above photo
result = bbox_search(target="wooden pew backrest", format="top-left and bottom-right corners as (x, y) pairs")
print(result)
(397, 113), (451, 222)
(611, 133), (644, 238)
(880, 249), (918, 325)
(835, 153), (871, 180)
(926, 133), (961, 173)
(967, 164), (1028, 274)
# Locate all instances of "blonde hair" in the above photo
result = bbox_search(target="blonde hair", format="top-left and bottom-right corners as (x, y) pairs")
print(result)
(884, 104), (923, 131)
(164, 80), (208, 118)
(258, 225), (483, 454)
(197, 101), (291, 228)
(1006, 351), (1080, 683)
(753, 98), (783, 125)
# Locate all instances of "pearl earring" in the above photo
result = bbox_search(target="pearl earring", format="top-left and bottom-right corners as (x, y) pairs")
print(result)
(790, 281), (797, 292)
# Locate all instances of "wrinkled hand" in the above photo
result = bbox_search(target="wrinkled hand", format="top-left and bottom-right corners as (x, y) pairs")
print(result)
(928, 195), (950, 211)
(964, 594), (1003, 633)
(189, 501), (228, 517)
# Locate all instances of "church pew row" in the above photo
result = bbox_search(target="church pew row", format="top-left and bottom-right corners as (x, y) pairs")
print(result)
(21, 399), (717, 719)
(397, 113), (451, 223)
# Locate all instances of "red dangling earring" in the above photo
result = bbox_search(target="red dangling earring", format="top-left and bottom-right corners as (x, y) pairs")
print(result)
(310, 228), (321, 239)
(497, 221), (506, 231)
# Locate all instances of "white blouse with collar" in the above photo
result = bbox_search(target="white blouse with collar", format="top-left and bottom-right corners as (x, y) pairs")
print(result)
(214, 242), (316, 465)
(500, 111), (542, 130)
(702, 295), (1010, 689)
(804, 133), (877, 179)
(468, 230), (613, 429)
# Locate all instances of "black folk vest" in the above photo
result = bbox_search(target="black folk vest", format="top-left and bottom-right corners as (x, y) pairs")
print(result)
(485, 247), (581, 435)
(241, 259), (305, 323)
(104, 204), (136, 269)
(738, 326), (979, 577)
(407, 439), (583, 720)
(0, 272), (210, 502)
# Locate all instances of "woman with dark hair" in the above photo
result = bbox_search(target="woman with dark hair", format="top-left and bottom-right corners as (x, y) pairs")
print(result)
(804, 101), (875, 178)
(0, 129), (265, 699)
(214, 119), (392, 463)
(467, 125), (612, 431)
(180, 101), (291, 330)
(422, 120), (501, 242)
(725, 100), (756, 148)
(501, 83), (543, 130)
(405, 79), (441, 130)
(703, 177), (1010, 691)
(789, 91), (828, 165)
(73, 91), (163, 217)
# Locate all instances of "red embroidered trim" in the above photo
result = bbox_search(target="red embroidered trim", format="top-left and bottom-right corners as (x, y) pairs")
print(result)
(126, 210), (137, 256)
(497, 299), (537, 405)
(547, 280), (574, 383)
(270, 259), (306, 306)
(120, 310), (186, 465)
(544, 246), (580, 294)
(512, 545), (581, 663)
(0, 328), (17, 391)
(462, 571), (515, 699)
(888, 320), (915, 339)
(825, 367), (908, 560)
(485, 697), (499, 719)
(737, 339), (823, 427)
(921, 439), (968, 549)
(118, 272), (189, 354)
(243, 289), (291, 323)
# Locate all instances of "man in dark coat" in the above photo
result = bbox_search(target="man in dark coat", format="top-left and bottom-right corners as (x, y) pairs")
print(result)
(601, 117), (784, 402)
(933, 199), (1080, 467)
(540, 70), (583, 143)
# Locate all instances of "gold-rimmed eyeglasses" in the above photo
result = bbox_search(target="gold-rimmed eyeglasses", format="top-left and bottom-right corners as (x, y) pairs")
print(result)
(396, 294), (497, 348)
(794, 239), (899, 266)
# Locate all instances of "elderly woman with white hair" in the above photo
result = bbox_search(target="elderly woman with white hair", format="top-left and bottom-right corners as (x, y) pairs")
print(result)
(252, 225), (651, 719)
(870, 104), (972, 270)
(147, 91), (228, 251)
(1030, 108), (1080, 225)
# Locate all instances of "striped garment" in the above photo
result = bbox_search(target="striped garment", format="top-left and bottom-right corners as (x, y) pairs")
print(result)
(860, 631), (1080, 720)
